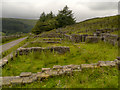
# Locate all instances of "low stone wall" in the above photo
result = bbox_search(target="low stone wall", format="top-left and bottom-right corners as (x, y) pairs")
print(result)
(2, 58), (119, 86)
(101, 33), (118, 46)
(63, 34), (89, 43)
(86, 36), (101, 43)
(71, 34), (88, 43)
(40, 33), (62, 38)
(0, 53), (13, 67)
(42, 38), (63, 41)
(31, 41), (61, 44)
(16, 46), (70, 56)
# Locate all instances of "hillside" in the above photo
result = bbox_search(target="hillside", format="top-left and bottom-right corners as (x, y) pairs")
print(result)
(2, 18), (37, 35)
(41, 15), (118, 35)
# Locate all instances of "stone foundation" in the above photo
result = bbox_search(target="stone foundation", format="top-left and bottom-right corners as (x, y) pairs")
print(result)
(1, 58), (119, 86)
(86, 36), (100, 43)
(16, 46), (70, 55)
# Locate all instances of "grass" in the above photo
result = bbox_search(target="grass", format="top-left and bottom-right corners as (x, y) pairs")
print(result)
(2, 41), (118, 76)
(3, 66), (118, 88)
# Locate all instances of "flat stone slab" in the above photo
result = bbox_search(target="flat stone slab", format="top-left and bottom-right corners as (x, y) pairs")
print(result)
(63, 68), (72, 73)
(31, 41), (61, 44)
(42, 68), (51, 72)
(105, 61), (116, 66)
(98, 61), (107, 67)
(22, 77), (33, 84)
(81, 63), (98, 69)
(11, 78), (23, 84)
(53, 65), (63, 69)
(29, 74), (37, 81)
(20, 72), (32, 77)
(42, 38), (62, 41)
(37, 72), (50, 79)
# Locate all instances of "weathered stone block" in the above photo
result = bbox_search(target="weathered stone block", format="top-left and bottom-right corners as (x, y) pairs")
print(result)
(117, 57), (120, 60)
(43, 38), (62, 41)
(42, 68), (51, 72)
(53, 46), (70, 54)
(114, 59), (120, 64)
(47, 70), (58, 76)
(58, 70), (65, 75)
(22, 77), (33, 84)
(31, 47), (43, 52)
(86, 36), (100, 43)
(53, 65), (63, 69)
(97, 61), (107, 67)
(11, 78), (23, 84)
(29, 73), (37, 81)
(71, 34), (82, 43)
(81, 63), (98, 69)
(36, 72), (50, 79)
(63, 68), (72, 73)
(105, 61), (116, 66)
(20, 72), (32, 77)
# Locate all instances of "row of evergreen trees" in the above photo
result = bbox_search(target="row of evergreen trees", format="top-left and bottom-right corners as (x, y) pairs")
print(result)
(32, 5), (76, 34)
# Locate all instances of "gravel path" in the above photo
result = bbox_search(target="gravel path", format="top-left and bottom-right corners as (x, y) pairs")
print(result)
(0, 37), (27, 53)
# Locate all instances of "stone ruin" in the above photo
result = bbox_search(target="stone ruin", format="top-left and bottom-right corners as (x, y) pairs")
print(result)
(1, 57), (119, 86)
(86, 36), (100, 43)
(31, 41), (61, 44)
(16, 46), (70, 56)
(101, 33), (118, 46)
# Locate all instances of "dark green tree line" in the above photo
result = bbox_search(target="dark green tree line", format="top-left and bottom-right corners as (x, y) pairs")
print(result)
(32, 5), (76, 34)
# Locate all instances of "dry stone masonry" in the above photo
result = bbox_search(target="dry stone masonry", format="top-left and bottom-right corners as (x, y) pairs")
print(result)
(1, 57), (119, 86)
(16, 46), (70, 56)
(31, 41), (61, 44)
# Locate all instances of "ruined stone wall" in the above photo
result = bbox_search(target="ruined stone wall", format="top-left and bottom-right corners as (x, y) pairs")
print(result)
(16, 46), (70, 56)
(1, 58), (119, 86)
(101, 33), (118, 46)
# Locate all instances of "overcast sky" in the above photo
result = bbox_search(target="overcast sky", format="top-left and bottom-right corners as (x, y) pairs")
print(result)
(1, 0), (119, 22)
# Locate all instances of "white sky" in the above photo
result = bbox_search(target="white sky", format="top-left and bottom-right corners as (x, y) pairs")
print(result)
(1, 0), (119, 22)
